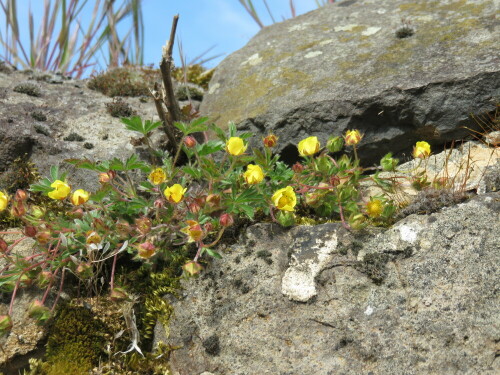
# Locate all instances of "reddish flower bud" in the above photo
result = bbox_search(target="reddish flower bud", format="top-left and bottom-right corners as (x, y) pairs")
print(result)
(188, 201), (201, 214)
(137, 242), (156, 259)
(0, 237), (8, 253)
(15, 189), (28, 201)
(263, 134), (278, 148)
(36, 231), (51, 244)
(219, 213), (234, 227)
(204, 222), (214, 233)
(24, 225), (37, 238)
(154, 198), (164, 208)
(10, 202), (26, 217)
(184, 136), (197, 148)
(67, 207), (84, 219)
(292, 162), (304, 173)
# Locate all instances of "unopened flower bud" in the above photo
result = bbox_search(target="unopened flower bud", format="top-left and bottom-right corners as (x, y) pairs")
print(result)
(99, 171), (116, 184)
(182, 261), (203, 276)
(10, 202), (26, 217)
(15, 189), (28, 202)
(110, 287), (129, 301)
(30, 205), (45, 219)
(292, 162), (304, 173)
(28, 300), (50, 321)
(326, 136), (344, 153)
(219, 213), (234, 227)
(36, 231), (51, 244)
(0, 315), (13, 337)
(184, 136), (197, 148)
(344, 130), (362, 146)
(67, 207), (84, 219)
(154, 198), (164, 208)
(24, 225), (37, 237)
(188, 201), (201, 214)
(137, 242), (156, 259)
(135, 217), (152, 235)
(0, 237), (8, 253)
(203, 222), (214, 233)
(116, 221), (132, 238)
(263, 134), (278, 148)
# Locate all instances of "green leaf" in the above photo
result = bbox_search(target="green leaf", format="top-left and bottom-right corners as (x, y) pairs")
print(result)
(125, 154), (149, 172)
(210, 123), (227, 141)
(196, 140), (224, 156)
(204, 248), (223, 259)
(143, 119), (162, 134)
(182, 166), (202, 179)
(122, 116), (146, 135)
(30, 178), (54, 194)
(186, 117), (209, 134)
(173, 121), (188, 134)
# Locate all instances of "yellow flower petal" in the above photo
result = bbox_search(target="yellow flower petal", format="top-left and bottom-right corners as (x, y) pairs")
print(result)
(70, 189), (90, 206)
(148, 168), (167, 185)
(413, 141), (431, 159)
(243, 164), (264, 184)
(0, 192), (9, 211)
(272, 186), (297, 212)
(226, 137), (247, 156)
(163, 184), (187, 203)
(48, 180), (71, 200)
(298, 136), (320, 157)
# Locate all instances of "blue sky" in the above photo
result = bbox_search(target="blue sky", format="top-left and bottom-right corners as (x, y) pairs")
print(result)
(1, 1), (324, 74)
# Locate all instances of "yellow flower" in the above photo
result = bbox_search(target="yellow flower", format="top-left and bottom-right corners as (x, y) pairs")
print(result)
(297, 136), (320, 157)
(48, 180), (71, 200)
(243, 164), (264, 184)
(181, 220), (204, 242)
(163, 184), (187, 203)
(70, 189), (90, 206)
(366, 199), (383, 218)
(272, 186), (297, 212)
(226, 137), (247, 156)
(344, 130), (362, 146)
(413, 141), (431, 159)
(0, 192), (9, 211)
(148, 168), (167, 185)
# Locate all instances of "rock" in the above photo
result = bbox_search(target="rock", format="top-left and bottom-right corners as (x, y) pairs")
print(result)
(0, 231), (48, 371)
(0, 69), (160, 193)
(201, 0), (499, 164)
(155, 192), (500, 375)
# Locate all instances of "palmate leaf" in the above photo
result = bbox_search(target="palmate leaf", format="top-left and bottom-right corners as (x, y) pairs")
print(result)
(196, 140), (224, 156)
(30, 177), (54, 194)
(121, 116), (161, 136)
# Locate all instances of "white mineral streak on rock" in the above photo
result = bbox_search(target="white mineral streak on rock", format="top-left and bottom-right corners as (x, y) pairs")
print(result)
(364, 306), (374, 316)
(305, 51), (323, 59)
(398, 224), (421, 244)
(362, 27), (381, 36)
(319, 39), (334, 46)
(241, 53), (262, 67)
(208, 82), (220, 95)
(282, 235), (337, 302)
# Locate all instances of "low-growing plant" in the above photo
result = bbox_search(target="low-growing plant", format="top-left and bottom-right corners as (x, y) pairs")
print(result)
(0, 113), (448, 343)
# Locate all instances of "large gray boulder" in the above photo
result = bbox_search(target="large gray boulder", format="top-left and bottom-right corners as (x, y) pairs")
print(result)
(201, 0), (500, 163)
(155, 191), (500, 374)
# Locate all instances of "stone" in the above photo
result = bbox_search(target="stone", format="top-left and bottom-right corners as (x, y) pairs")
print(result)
(0, 68), (160, 193)
(200, 0), (500, 164)
(155, 192), (500, 375)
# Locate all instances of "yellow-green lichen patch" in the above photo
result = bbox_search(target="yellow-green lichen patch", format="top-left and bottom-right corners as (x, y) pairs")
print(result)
(399, 0), (488, 16)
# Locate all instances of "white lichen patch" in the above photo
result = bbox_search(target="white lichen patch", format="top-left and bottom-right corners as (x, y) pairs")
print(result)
(334, 24), (359, 32)
(304, 51), (323, 59)
(241, 53), (262, 67)
(208, 82), (220, 95)
(319, 39), (334, 46)
(288, 22), (311, 32)
(362, 27), (381, 36)
(282, 234), (338, 302)
(364, 306), (374, 316)
(398, 224), (421, 244)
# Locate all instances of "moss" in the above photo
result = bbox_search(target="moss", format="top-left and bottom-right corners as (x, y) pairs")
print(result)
(63, 132), (84, 142)
(175, 83), (204, 101)
(256, 249), (273, 265)
(44, 305), (107, 374)
(395, 26), (415, 39)
(34, 124), (50, 136)
(172, 64), (213, 90)
(31, 111), (47, 121)
(105, 97), (136, 118)
(88, 66), (160, 97)
(83, 142), (94, 150)
(356, 252), (390, 284)
(202, 335), (220, 356)
(13, 83), (42, 97)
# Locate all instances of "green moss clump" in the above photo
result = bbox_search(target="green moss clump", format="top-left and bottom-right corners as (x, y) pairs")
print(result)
(172, 64), (214, 90)
(63, 132), (85, 142)
(87, 66), (160, 97)
(105, 97), (136, 118)
(13, 83), (42, 97)
(31, 111), (47, 121)
(175, 83), (204, 101)
(356, 252), (389, 284)
(34, 124), (50, 136)
(44, 305), (107, 374)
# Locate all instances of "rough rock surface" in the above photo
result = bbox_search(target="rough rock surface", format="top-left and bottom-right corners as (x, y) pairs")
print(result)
(201, 0), (500, 163)
(155, 192), (500, 375)
(0, 68), (160, 192)
(0, 232), (48, 371)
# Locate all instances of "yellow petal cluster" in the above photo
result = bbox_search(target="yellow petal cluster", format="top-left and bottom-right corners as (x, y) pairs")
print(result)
(272, 186), (297, 212)
(413, 141), (431, 159)
(71, 189), (90, 206)
(366, 199), (383, 218)
(48, 180), (71, 200)
(226, 137), (247, 156)
(148, 168), (167, 185)
(243, 164), (264, 184)
(163, 184), (187, 203)
(298, 136), (320, 157)
(0, 192), (9, 211)
(344, 130), (362, 146)
(181, 220), (204, 242)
